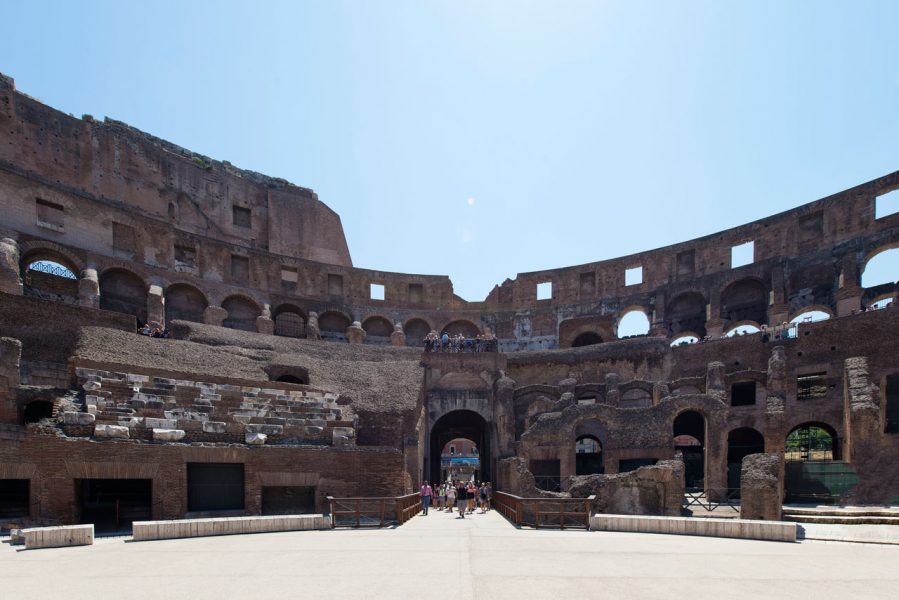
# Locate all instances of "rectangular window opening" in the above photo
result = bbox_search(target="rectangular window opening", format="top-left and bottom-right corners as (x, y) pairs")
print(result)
(797, 372), (828, 400)
(408, 283), (423, 304)
(370, 283), (385, 301)
(174, 245), (197, 268)
(36, 198), (64, 230)
(875, 189), (899, 220)
(112, 222), (135, 254)
(625, 266), (643, 286)
(731, 381), (757, 407)
(280, 266), (298, 283)
(232, 206), (252, 228)
(230, 255), (249, 283)
(731, 241), (754, 268)
(537, 281), (552, 301)
(579, 272), (596, 296)
(327, 274), (343, 296)
(676, 250), (695, 276)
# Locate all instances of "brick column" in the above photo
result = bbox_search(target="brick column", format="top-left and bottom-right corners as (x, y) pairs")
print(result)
(0, 237), (22, 295)
(78, 267), (100, 309)
(147, 284), (164, 326)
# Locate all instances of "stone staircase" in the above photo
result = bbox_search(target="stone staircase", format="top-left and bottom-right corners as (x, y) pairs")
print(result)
(783, 505), (899, 525)
(65, 367), (355, 447)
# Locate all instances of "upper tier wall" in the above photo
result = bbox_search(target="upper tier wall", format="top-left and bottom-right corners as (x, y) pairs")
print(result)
(1, 71), (898, 348)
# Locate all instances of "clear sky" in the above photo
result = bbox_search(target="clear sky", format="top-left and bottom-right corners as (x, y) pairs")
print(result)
(2, 1), (898, 301)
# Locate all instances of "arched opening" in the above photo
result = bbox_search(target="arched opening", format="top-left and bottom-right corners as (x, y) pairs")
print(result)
(441, 320), (480, 338)
(727, 427), (765, 491)
(99, 269), (147, 324)
(788, 264), (836, 313)
(165, 283), (207, 324)
(790, 309), (831, 324)
(273, 305), (306, 338)
(23, 400), (54, 424)
(616, 309), (650, 338)
(318, 311), (351, 341)
(861, 247), (899, 288)
(362, 316), (393, 344)
(671, 334), (699, 346)
(440, 437), (480, 484)
(666, 291), (707, 337)
(725, 323), (761, 336)
(404, 318), (431, 347)
(572, 331), (603, 347)
(21, 256), (79, 304)
(275, 374), (307, 385)
(221, 296), (260, 332)
(575, 435), (604, 475)
(785, 422), (838, 462)
(673, 410), (705, 490)
(720, 278), (767, 326)
(430, 410), (489, 486)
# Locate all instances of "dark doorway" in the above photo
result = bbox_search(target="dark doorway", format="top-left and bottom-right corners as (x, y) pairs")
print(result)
(673, 410), (705, 490)
(885, 374), (899, 433)
(575, 435), (604, 475)
(727, 427), (765, 491)
(23, 400), (54, 424)
(276, 375), (306, 385)
(430, 410), (489, 485)
(77, 479), (152, 534)
(572, 332), (603, 347)
(187, 463), (245, 512)
(530, 459), (561, 492)
(261, 486), (316, 515)
(0, 479), (30, 519)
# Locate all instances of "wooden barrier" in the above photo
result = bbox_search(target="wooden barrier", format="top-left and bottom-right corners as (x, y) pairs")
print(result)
(21, 524), (94, 549)
(327, 493), (421, 528)
(493, 491), (595, 529)
(132, 514), (329, 541)
(589, 514), (797, 542)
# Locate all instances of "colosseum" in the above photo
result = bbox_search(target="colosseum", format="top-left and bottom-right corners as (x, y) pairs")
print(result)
(0, 70), (897, 532)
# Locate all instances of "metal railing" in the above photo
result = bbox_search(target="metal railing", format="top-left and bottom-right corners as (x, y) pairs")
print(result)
(533, 476), (562, 493)
(493, 491), (595, 529)
(326, 492), (420, 528)
(683, 488), (740, 513)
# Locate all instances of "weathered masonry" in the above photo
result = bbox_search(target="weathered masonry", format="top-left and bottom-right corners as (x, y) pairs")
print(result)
(0, 72), (897, 530)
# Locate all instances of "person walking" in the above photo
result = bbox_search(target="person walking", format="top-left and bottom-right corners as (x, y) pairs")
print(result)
(466, 481), (477, 514)
(420, 480), (433, 515)
(446, 481), (456, 513)
(456, 481), (467, 518)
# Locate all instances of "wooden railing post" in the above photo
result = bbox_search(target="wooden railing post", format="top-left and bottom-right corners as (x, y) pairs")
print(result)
(327, 496), (336, 528)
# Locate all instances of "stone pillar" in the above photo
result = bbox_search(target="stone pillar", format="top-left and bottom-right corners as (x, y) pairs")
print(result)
(256, 303), (274, 335)
(836, 254), (863, 317)
(390, 322), (406, 346)
(203, 305), (227, 327)
(705, 420), (728, 501)
(346, 321), (366, 344)
(705, 287), (723, 337)
(650, 291), (668, 336)
(146, 285), (164, 326)
(78, 268), (100, 309)
(306, 312), (321, 340)
(494, 372), (517, 457)
(0, 337), (22, 423)
(652, 382), (670, 406)
(740, 453), (784, 521)
(705, 362), (726, 401)
(604, 373), (620, 407)
(764, 346), (787, 453)
(766, 265), (789, 326)
(0, 237), (22, 295)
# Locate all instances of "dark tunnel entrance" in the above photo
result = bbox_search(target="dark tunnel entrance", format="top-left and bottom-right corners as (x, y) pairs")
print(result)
(429, 410), (490, 486)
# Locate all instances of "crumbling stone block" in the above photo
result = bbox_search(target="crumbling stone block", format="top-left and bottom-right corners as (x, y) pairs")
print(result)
(152, 428), (186, 442)
(62, 411), (95, 425)
(94, 424), (129, 439)
(740, 453), (783, 521)
(246, 432), (267, 445)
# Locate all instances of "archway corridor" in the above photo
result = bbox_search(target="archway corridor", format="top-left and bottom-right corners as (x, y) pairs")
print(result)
(429, 410), (490, 486)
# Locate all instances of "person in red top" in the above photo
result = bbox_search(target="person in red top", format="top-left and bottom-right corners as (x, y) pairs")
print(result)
(420, 481), (433, 515)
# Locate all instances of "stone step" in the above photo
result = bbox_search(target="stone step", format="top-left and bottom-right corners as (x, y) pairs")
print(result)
(783, 506), (899, 518)
(784, 515), (899, 525)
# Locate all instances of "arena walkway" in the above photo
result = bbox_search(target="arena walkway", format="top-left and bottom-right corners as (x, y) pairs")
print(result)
(3, 509), (899, 599)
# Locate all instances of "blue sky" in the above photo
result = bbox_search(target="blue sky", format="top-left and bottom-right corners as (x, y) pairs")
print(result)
(3, 1), (898, 300)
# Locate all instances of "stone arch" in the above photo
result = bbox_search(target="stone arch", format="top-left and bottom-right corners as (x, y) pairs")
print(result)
(429, 409), (490, 485)
(221, 295), (261, 332)
(572, 331), (603, 347)
(165, 283), (208, 324)
(362, 316), (394, 342)
(615, 306), (650, 338)
(785, 421), (840, 461)
(273, 303), (307, 338)
(861, 244), (899, 288)
(720, 277), (767, 326)
(318, 310), (352, 339)
(18, 241), (84, 275)
(724, 321), (762, 336)
(789, 306), (833, 324)
(666, 291), (707, 337)
(727, 427), (765, 489)
(441, 319), (481, 338)
(620, 384), (653, 409)
(99, 268), (148, 324)
(403, 317), (432, 346)
(671, 332), (701, 346)
(20, 248), (80, 304)
(575, 434), (604, 476)
(673, 409), (706, 489)
(671, 384), (703, 396)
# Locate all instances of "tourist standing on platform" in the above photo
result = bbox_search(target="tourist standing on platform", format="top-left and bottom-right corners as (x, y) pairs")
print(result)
(478, 482), (488, 513)
(437, 482), (447, 511)
(456, 481), (467, 518)
(446, 481), (456, 512)
(420, 481), (433, 515)
(466, 481), (477, 514)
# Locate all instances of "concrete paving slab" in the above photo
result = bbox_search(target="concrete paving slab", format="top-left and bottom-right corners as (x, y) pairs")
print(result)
(2, 509), (899, 599)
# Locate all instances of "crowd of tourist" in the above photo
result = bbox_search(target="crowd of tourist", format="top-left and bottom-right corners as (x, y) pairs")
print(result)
(423, 331), (498, 353)
(138, 322), (170, 338)
(419, 480), (492, 517)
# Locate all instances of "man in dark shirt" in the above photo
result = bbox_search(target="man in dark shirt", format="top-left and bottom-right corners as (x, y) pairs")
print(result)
(456, 481), (468, 519)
